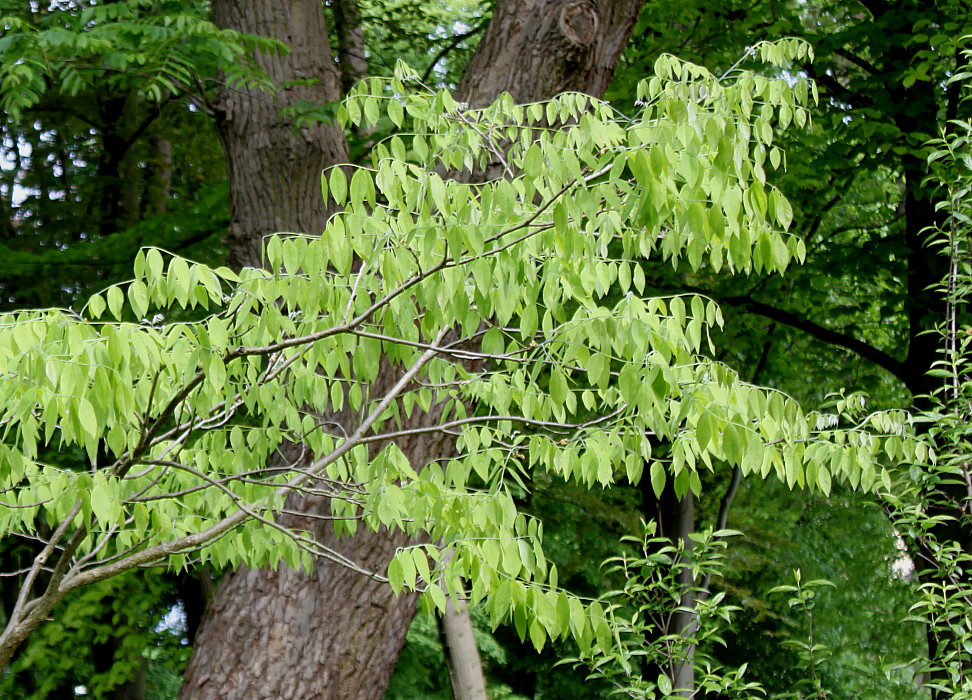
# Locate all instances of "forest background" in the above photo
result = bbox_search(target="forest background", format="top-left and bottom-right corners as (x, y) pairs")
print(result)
(0, 0), (970, 698)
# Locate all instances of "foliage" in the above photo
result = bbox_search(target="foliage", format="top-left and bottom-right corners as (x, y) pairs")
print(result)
(0, 570), (188, 698)
(351, 0), (486, 86)
(0, 41), (928, 669)
(0, 0), (280, 119)
(0, 1), (232, 313)
(767, 570), (834, 699)
(567, 524), (766, 698)
(882, 54), (972, 697)
(385, 604), (530, 700)
(716, 483), (924, 699)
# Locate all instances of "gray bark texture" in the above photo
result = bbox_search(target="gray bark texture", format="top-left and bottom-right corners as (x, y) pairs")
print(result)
(210, 0), (349, 271)
(457, 0), (644, 108)
(180, 1), (644, 698)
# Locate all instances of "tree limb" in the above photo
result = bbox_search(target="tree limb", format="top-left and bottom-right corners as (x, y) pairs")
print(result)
(421, 22), (487, 85)
(717, 293), (907, 382)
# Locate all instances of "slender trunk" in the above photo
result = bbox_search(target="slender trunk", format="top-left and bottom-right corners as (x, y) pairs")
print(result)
(436, 549), (488, 700)
(181, 2), (644, 698)
(641, 485), (696, 696)
(332, 0), (369, 93)
(439, 597), (489, 700)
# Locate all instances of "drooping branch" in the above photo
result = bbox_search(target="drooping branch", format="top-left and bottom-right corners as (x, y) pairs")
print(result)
(716, 293), (907, 384)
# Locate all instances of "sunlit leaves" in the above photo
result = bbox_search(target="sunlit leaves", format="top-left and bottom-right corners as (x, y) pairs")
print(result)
(0, 40), (930, 658)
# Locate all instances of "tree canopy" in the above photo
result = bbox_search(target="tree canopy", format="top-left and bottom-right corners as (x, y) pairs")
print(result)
(0, 1), (970, 698)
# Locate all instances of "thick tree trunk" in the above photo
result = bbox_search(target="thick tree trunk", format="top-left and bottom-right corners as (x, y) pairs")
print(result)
(181, 2), (644, 698)
(209, 0), (349, 271)
(457, 0), (643, 108)
(181, 500), (420, 700)
(181, 3), (399, 697)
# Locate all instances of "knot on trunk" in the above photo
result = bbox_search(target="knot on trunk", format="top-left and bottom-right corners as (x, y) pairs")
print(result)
(559, 1), (598, 47)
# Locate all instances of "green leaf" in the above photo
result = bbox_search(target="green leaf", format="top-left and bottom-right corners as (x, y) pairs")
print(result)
(128, 280), (149, 319)
(330, 167), (348, 206)
(388, 98), (404, 127)
(107, 286), (124, 321)
(387, 556), (404, 594)
(650, 462), (666, 498)
(88, 293), (106, 320)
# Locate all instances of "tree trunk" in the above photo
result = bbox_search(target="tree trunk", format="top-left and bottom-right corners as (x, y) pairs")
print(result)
(439, 597), (489, 700)
(437, 549), (489, 700)
(642, 482), (696, 696)
(332, 0), (369, 93)
(181, 2), (644, 698)
(879, 8), (961, 696)
(181, 500), (420, 699)
(208, 0), (349, 272)
(457, 0), (643, 109)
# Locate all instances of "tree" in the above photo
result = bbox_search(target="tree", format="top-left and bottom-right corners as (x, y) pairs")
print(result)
(184, 2), (647, 697)
(0, 38), (924, 698)
(0, 1), (645, 693)
(0, 2), (277, 691)
(599, 3), (972, 695)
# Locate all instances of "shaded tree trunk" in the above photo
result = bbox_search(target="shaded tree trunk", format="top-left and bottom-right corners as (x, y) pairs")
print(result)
(642, 482), (696, 696)
(332, 0), (370, 93)
(181, 2), (644, 698)
(878, 7), (963, 696)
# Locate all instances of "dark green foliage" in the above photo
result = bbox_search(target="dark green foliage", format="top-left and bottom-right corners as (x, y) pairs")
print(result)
(0, 571), (189, 699)
(720, 482), (924, 698)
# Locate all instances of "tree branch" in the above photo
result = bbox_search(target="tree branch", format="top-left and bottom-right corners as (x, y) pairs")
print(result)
(833, 47), (880, 76)
(421, 22), (487, 84)
(718, 293), (906, 382)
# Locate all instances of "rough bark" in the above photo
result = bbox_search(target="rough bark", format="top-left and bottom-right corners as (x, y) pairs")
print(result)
(181, 502), (420, 700)
(181, 2), (645, 698)
(457, 0), (643, 108)
(181, 3), (397, 697)
(209, 0), (349, 271)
